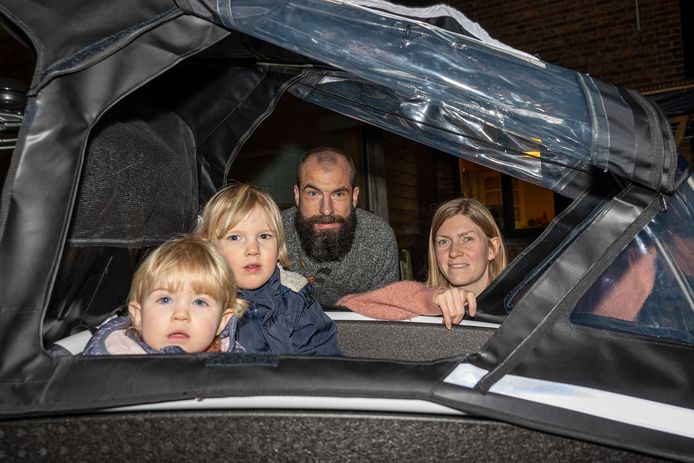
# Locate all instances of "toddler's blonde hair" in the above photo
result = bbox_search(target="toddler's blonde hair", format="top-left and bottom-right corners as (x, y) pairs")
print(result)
(128, 234), (246, 318)
(195, 183), (290, 268)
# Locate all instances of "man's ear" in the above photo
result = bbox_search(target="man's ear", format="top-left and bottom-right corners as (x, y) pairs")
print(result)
(217, 308), (234, 335)
(128, 302), (143, 331)
(293, 185), (300, 207)
(488, 236), (501, 261)
(352, 186), (360, 208)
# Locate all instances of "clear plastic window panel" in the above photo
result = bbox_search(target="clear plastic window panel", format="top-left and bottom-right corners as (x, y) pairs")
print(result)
(571, 180), (694, 345)
(220, 0), (607, 192)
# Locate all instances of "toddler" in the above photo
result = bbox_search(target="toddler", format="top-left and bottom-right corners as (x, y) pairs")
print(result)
(83, 235), (246, 355)
(196, 183), (341, 356)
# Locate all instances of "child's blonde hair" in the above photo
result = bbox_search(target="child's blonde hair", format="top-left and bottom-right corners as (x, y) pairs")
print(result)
(195, 183), (290, 268)
(425, 198), (507, 288)
(128, 235), (246, 317)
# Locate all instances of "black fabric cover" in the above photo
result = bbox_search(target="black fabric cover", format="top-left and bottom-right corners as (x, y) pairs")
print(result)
(595, 80), (678, 193)
(0, 10), (229, 379)
(144, 58), (307, 198)
(0, 2), (692, 460)
(469, 184), (662, 392)
(0, 0), (181, 92)
(69, 93), (198, 247)
(478, 180), (617, 322)
(43, 247), (135, 343)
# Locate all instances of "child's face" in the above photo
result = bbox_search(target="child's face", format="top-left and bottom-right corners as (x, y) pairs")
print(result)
(215, 204), (279, 290)
(128, 279), (233, 352)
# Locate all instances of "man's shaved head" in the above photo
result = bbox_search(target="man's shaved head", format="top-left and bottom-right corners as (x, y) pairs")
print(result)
(296, 146), (357, 188)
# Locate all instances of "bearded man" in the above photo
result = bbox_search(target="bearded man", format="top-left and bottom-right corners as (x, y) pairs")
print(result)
(282, 147), (399, 306)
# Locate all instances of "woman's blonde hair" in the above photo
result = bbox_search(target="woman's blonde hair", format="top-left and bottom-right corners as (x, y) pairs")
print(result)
(128, 235), (246, 317)
(425, 198), (507, 288)
(195, 183), (290, 268)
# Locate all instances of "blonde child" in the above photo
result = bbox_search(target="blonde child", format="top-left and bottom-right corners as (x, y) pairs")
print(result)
(83, 235), (246, 355)
(196, 183), (341, 356)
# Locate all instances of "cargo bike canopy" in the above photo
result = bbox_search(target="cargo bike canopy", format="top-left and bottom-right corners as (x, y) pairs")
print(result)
(0, 0), (691, 460)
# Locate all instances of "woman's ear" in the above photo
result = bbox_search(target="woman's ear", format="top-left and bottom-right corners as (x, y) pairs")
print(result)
(128, 302), (143, 331)
(488, 236), (501, 261)
(217, 308), (234, 335)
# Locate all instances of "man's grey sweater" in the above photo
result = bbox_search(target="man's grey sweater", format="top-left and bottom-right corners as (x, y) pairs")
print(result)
(282, 207), (400, 307)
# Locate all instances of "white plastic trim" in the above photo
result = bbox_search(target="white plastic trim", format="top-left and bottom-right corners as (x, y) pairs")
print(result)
(326, 311), (501, 328)
(53, 330), (93, 355)
(444, 363), (694, 439)
(107, 396), (465, 416)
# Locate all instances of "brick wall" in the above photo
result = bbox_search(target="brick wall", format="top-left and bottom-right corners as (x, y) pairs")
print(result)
(447, 1), (692, 161)
(450, 0), (685, 90)
(1, 2), (685, 92)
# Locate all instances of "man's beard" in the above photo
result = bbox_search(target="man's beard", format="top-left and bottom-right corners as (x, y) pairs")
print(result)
(295, 209), (357, 262)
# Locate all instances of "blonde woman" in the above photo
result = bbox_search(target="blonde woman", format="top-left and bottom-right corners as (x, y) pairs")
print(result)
(337, 198), (506, 329)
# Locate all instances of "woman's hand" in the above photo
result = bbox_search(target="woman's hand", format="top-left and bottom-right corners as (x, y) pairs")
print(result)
(433, 288), (477, 330)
